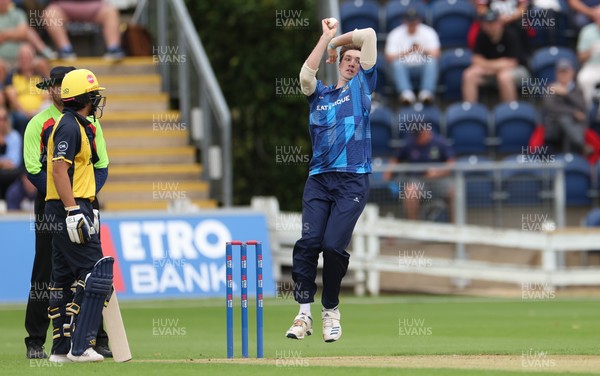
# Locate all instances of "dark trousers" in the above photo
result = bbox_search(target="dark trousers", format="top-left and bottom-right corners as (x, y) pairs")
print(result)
(24, 194), (108, 348)
(0, 168), (20, 199)
(292, 173), (369, 309)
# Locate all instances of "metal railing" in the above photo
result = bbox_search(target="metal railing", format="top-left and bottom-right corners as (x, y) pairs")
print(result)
(134, 0), (232, 207)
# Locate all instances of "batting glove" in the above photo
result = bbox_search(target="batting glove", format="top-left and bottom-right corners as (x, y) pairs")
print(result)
(65, 205), (95, 244)
(92, 209), (100, 234)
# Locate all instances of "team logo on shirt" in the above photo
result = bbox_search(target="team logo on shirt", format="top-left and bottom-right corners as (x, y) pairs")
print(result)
(57, 141), (68, 152)
(316, 95), (350, 111)
(341, 84), (349, 93)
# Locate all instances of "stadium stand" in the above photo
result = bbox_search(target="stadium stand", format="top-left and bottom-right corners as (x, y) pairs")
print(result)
(531, 46), (579, 83)
(446, 101), (490, 155)
(340, 0), (381, 33)
(431, 0), (476, 49)
(438, 48), (473, 102)
(370, 105), (396, 157)
(493, 101), (537, 155)
(384, 0), (429, 31)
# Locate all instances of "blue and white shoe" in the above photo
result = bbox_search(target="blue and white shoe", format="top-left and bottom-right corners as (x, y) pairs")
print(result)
(322, 307), (342, 342)
(285, 313), (312, 339)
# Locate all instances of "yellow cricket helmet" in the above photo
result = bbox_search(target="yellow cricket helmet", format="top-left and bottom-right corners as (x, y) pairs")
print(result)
(61, 69), (105, 99)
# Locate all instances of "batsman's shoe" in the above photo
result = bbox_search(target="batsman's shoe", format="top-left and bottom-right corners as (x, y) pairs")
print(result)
(285, 313), (313, 339)
(322, 307), (342, 342)
(67, 347), (104, 362)
(48, 354), (71, 363)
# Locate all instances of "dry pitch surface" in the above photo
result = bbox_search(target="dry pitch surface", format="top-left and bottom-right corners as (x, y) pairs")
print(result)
(140, 355), (600, 373)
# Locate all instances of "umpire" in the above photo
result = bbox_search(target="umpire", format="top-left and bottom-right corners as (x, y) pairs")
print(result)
(23, 66), (110, 359)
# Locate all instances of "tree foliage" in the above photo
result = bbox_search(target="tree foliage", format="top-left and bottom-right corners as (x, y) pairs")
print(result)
(185, 0), (319, 210)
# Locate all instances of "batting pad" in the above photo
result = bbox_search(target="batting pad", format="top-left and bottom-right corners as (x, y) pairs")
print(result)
(71, 256), (114, 356)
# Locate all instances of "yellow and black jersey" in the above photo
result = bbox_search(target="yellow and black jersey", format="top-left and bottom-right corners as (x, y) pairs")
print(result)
(46, 108), (96, 201)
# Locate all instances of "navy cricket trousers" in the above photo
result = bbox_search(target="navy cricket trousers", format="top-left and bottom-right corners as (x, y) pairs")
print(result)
(292, 172), (369, 309)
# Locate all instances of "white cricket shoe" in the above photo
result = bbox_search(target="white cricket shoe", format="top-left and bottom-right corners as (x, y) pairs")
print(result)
(285, 313), (313, 339)
(67, 347), (104, 362)
(322, 307), (342, 342)
(48, 354), (72, 363)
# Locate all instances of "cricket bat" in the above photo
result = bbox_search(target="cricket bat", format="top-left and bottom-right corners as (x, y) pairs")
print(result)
(103, 290), (132, 362)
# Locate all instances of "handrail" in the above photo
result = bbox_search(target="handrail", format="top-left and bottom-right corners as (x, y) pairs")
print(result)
(133, 0), (232, 207)
(169, 0), (232, 207)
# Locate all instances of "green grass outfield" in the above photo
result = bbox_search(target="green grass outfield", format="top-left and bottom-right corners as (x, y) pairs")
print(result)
(0, 295), (598, 375)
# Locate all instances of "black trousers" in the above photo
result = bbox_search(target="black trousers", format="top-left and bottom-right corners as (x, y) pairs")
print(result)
(24, 193), (108, 348)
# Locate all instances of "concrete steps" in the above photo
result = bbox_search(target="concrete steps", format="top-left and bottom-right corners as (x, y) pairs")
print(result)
(52, 57), (158, 75)
(103, 129), (188, 148)
(101, 75), (162, 94)
(108, 146), (196, 164)
(99, 111), (182, 129)
(99, 181), (209, 202)
(108, 164), (202, 182)
(105, 93), (168, 112)
(103, 199), (217, 212)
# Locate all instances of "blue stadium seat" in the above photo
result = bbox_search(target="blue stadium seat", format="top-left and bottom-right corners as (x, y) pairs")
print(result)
(438, 48), (472, 102)
(370, 105), (395, 157)
(446, 102), (489, 156)
(457, 155), (495, 207)
(493, 101), (537, 155)
(376, 52), (394, 96)
(431, 0), (475, 49)
(531, 46), (578, 84)
(585, 207), (600, 226)
(555, 153), (592, 205)
(501, 154), (544, 206)
(397, 103), (442, 138)
(529, 7), (574, 48)
(384, 0), (429, 31)
(588, 101), (600, 134)
(340, 0), (380, 34)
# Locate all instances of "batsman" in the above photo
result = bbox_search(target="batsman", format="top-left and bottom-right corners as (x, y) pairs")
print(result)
(45, 68), (113, 362)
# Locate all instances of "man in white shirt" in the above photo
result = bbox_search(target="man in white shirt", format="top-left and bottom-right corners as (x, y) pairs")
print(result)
(385, 8), (441, 105)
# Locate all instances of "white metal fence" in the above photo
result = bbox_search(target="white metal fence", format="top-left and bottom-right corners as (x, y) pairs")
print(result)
(251, 196), (600, 295)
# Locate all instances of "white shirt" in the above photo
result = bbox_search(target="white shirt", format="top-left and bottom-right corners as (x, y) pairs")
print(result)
(385, 24), (440, 66)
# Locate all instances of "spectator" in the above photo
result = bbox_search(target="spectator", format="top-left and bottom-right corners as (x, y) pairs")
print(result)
(577, 5), (600, 108)
(542, 59), (589, 154)
(385, 129), (455, 221)
(42, 0), (125, 60)
(0, 106), (21, 200)
(0, 0), (27, 64)
(477, 0), (530, 50)
(5, 43), (50, 135)
(385, 8), (440, 105)
(569, 0), (600, 29)
(462, 9), (529, 103)
(6, 170), (35, 210)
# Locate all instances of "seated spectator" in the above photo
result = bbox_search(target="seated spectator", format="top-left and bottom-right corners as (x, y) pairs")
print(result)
(0, 0), (52, 107)
(577, 5), (600, 107)
(5, 169), (35, 210)
(462, 9), (529, 103)
(385, 8), (440, 105)
(477, 0), (530, 50)
(4, 43), (50, 135)
(0, 106), (21, 200)
(542, 59), (589, 154)
(42, 0), (125, 60)
(589, 82), (600, 133)
(384, 129), (455, 221)
(569, 0), (600, 29)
